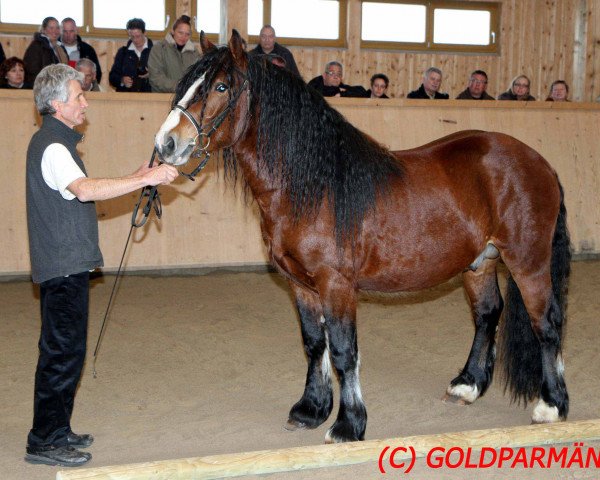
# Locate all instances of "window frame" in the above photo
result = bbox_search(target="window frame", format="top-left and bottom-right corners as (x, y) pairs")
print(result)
(189, 0), (220, 43)
(360, 0), (501, 54)
(248, 0), (348, 48)
(0, 0), (177, 40)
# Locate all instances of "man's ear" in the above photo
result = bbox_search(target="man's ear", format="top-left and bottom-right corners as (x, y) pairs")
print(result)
(51, 99), (61, 114)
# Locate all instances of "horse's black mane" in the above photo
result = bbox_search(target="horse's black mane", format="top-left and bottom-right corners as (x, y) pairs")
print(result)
(175, 46), (405, 245)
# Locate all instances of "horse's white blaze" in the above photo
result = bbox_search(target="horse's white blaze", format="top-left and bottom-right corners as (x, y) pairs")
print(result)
(155, 74), (206, 154)
(447, 383), (479, 403)
(532, 399), (560, 423)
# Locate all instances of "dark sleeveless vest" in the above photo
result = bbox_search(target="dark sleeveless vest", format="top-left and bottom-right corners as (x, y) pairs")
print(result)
(26, 115), (103, 283)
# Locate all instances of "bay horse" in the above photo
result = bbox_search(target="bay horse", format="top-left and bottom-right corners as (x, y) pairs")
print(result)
(155, 30), (571, 443)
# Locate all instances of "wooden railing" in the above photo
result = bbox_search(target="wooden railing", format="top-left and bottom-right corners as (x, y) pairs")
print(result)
(2, 89), (599, 276)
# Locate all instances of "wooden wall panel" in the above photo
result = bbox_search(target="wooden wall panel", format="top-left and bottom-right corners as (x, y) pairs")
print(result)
(1, 0), (600, 100)
(2, 90), (600, 277)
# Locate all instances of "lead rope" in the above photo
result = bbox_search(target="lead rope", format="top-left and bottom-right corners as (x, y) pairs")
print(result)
(92, 148), (162, 378)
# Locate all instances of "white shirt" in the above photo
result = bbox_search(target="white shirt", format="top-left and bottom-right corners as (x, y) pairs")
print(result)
(41, 143), (86, 200)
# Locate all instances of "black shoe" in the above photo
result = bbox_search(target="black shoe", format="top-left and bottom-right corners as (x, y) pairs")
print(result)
(25, 445), (91, 467)
(67, 432), (94, 448)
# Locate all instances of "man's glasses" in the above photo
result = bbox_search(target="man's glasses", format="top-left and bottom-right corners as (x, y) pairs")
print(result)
(326, 71), (342, 78)
(469, 79), (487, 85)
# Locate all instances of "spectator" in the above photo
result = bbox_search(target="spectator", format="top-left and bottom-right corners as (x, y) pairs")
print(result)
(366, 73), (389, 99)
(307, 61), (367, 98)
(407, 67), (449, 99)
(76, 58), (101, 92)
(249, 25), (301, 78)
(109, 18), (152, 92)
(0, 57), (33, 89)
(60, 17), (102, 83)
(24, 64), (178, 468)
(0, 42), (6, 64)
(498, 75), (535, 101)
(148, 15), (200, 93)
(24, 17), (69, 85)
(546, 80), (570, 102)
(456, 70), (495, 100)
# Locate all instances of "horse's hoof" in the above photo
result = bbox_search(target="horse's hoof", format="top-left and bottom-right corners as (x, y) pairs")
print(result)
(441, 392), (472, 406)
(284, 419), (314, 431)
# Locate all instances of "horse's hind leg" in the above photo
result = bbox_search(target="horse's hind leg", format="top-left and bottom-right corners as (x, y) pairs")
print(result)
(286, 282), (333, 430)
(444, 258), (503, 405)
(501, 269), (568, 423)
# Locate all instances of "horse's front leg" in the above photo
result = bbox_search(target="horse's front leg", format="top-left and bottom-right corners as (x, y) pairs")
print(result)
(286, 282), (334, 431)
(315, 268), (366, 443)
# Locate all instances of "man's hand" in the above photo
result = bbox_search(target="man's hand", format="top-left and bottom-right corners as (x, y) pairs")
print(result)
(139, 162), (179, 186)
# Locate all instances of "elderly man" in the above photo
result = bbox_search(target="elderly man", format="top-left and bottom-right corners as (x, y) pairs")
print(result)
(456, 70), (494, 100)
(407, 67), (449, 99)
(307, 61), (367, 98)
(75, 58), (101, 91)
(249, 24), (301, 78)
(24, 64), (178, 467)
(60, 17), (102, 82)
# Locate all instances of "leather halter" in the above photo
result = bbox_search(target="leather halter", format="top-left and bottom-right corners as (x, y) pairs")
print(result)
(172, 78), (249, 181)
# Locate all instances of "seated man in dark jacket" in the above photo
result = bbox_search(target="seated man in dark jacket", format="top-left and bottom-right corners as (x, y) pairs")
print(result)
(407, 67), (449, 99)
(248, 25), (301, 78)
(308, 61), (367, 98)
(109, 18), (153, 92)
(456, 70), (495, 100)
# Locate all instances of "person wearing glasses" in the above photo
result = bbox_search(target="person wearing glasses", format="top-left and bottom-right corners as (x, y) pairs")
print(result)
(24, 64), (178, 468)
(307, 61), (367, 98)
(109, 18), (153, 92)
(456, 70), (495, 100)
(498, 75), (535, 101)
(407, 67), (449, 99)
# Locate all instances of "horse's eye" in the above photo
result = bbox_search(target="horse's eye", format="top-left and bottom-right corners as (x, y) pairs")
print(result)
(215, 83), (229, 93)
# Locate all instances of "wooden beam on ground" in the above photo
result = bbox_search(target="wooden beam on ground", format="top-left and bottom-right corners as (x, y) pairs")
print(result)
(56, 419), (600, 480)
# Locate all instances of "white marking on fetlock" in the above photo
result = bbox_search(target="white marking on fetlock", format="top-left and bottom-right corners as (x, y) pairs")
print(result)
(556, 353), (565, 377)
(446, 384), (479, 404)
(324, 426), (335, 443)
(532, 399), (560, 423)
(321, 334), (331, 383)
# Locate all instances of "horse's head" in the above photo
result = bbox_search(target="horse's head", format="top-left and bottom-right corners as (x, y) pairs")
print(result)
(155, 30), (249, 166)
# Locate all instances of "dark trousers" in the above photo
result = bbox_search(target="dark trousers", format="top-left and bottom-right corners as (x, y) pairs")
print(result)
(27, 272), (89, 448)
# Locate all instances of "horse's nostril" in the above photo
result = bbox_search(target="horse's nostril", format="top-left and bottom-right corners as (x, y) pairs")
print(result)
(164, 136), (175, 154)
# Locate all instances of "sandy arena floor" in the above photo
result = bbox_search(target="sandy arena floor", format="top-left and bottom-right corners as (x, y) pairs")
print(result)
(1, 261), (600, 479)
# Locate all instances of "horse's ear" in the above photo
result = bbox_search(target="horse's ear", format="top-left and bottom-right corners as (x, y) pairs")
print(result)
(200, 30), (216, 54)
(229, 29), (248, 67)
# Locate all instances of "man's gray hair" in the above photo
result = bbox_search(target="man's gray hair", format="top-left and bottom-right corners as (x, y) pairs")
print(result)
(424, 67), (442, 78)
(324, 61), (343, 72)
(34, 64), (84, 115)
(76, 58), (97, 74)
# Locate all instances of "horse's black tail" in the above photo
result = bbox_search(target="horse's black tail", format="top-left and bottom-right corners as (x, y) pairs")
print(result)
(498, 181), (571, 405)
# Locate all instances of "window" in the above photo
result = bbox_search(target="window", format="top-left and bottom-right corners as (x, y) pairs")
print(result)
(195, 0), (220, 35)
(0, 0), (83, 27)
(0, 0), (176, 38)
(248, 0), (347, 47)
(361, 1), (500, 54)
